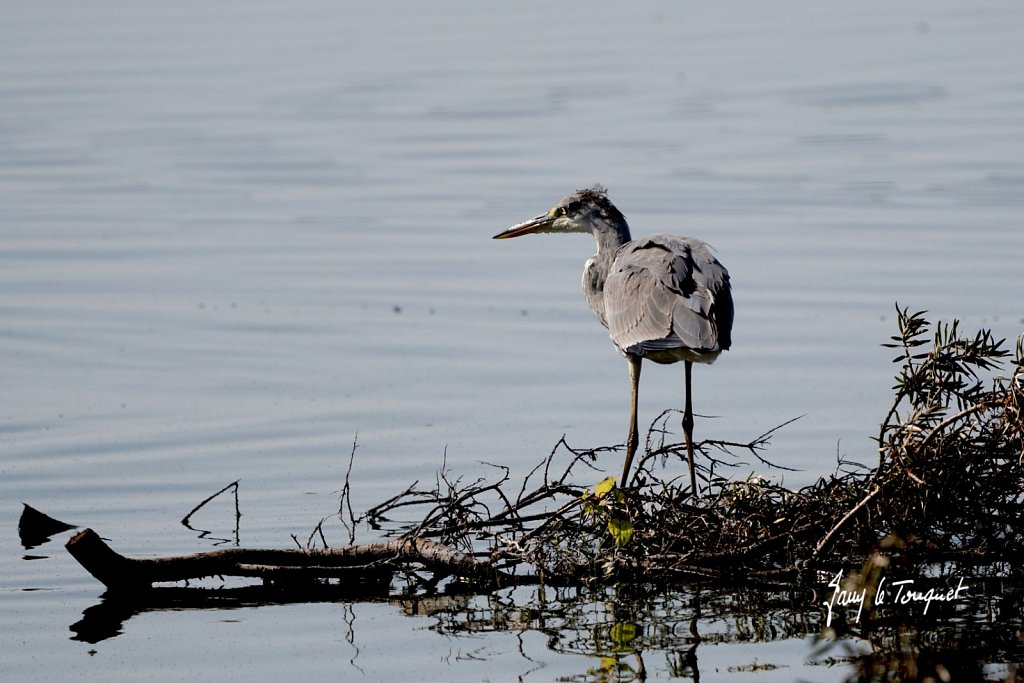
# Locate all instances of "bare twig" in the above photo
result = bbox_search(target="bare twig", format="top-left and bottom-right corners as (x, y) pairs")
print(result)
(339, 433), (359, 546)
(181, 480), (241, 545)
(812, 485), (882, 559)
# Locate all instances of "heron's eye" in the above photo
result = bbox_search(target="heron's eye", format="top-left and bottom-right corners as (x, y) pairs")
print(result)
(549, 206), (568, 218)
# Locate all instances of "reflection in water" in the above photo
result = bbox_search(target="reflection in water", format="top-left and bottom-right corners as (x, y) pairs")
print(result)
(70, 582), (392, 644)
(420, 581), (1022, 681)
(63, 570), (1024, 680)
(393, 583), (809, 680)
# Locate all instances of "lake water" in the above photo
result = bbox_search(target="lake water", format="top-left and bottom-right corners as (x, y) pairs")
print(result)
(3, 1), (1022, 680)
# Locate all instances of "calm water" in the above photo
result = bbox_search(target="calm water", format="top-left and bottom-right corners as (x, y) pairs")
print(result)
(3, 1), (1023, 680)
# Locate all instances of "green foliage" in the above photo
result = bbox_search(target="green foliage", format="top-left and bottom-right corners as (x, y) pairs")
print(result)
(582, 476), (634, 549)
(882, 304), (1010, 420)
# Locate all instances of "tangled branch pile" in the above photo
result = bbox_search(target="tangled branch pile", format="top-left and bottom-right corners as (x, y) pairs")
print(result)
(870, 308), (1024, 562)
(350, 307), (1024, 588)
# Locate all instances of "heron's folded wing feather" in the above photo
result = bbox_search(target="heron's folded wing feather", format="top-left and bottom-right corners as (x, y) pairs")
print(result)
(604, 235), (731, 355)
(604, 260), (674, 353)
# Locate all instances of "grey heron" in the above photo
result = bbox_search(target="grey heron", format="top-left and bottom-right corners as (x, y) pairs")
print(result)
(493, 185), (733, 497)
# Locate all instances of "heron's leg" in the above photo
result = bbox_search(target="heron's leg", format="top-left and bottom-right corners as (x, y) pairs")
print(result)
(683, 360), (697, 499)
(621, 355), (642, 487)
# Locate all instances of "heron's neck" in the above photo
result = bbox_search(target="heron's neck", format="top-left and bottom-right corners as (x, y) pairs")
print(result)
(582, 219), (631, 328)
(590, 219), (632, 270)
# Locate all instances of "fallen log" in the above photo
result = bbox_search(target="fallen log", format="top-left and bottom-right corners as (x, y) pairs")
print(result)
(66, 528), (492, 592)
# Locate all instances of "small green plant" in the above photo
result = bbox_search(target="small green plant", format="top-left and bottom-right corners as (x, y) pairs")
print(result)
(582, 476), (634, 548)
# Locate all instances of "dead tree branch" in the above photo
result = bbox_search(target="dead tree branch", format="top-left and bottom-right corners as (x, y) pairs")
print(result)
(66, 528), (492, 591)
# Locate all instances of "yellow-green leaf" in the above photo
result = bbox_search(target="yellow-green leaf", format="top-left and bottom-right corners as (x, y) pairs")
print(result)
(594, 476), (617, 499)
(607, 516), (634, 548)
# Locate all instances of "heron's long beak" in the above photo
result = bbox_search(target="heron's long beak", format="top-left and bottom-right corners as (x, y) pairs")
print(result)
(492, 213), (556, 239)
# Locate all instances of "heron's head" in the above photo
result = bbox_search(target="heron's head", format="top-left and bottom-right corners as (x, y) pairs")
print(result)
(493, 185), (628, 240)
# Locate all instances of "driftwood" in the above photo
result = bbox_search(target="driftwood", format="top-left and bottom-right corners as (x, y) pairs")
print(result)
(66, 528), (491, 591)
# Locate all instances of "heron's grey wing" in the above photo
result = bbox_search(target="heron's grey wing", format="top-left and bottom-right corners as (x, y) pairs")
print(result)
(604, 234), (732, 357)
